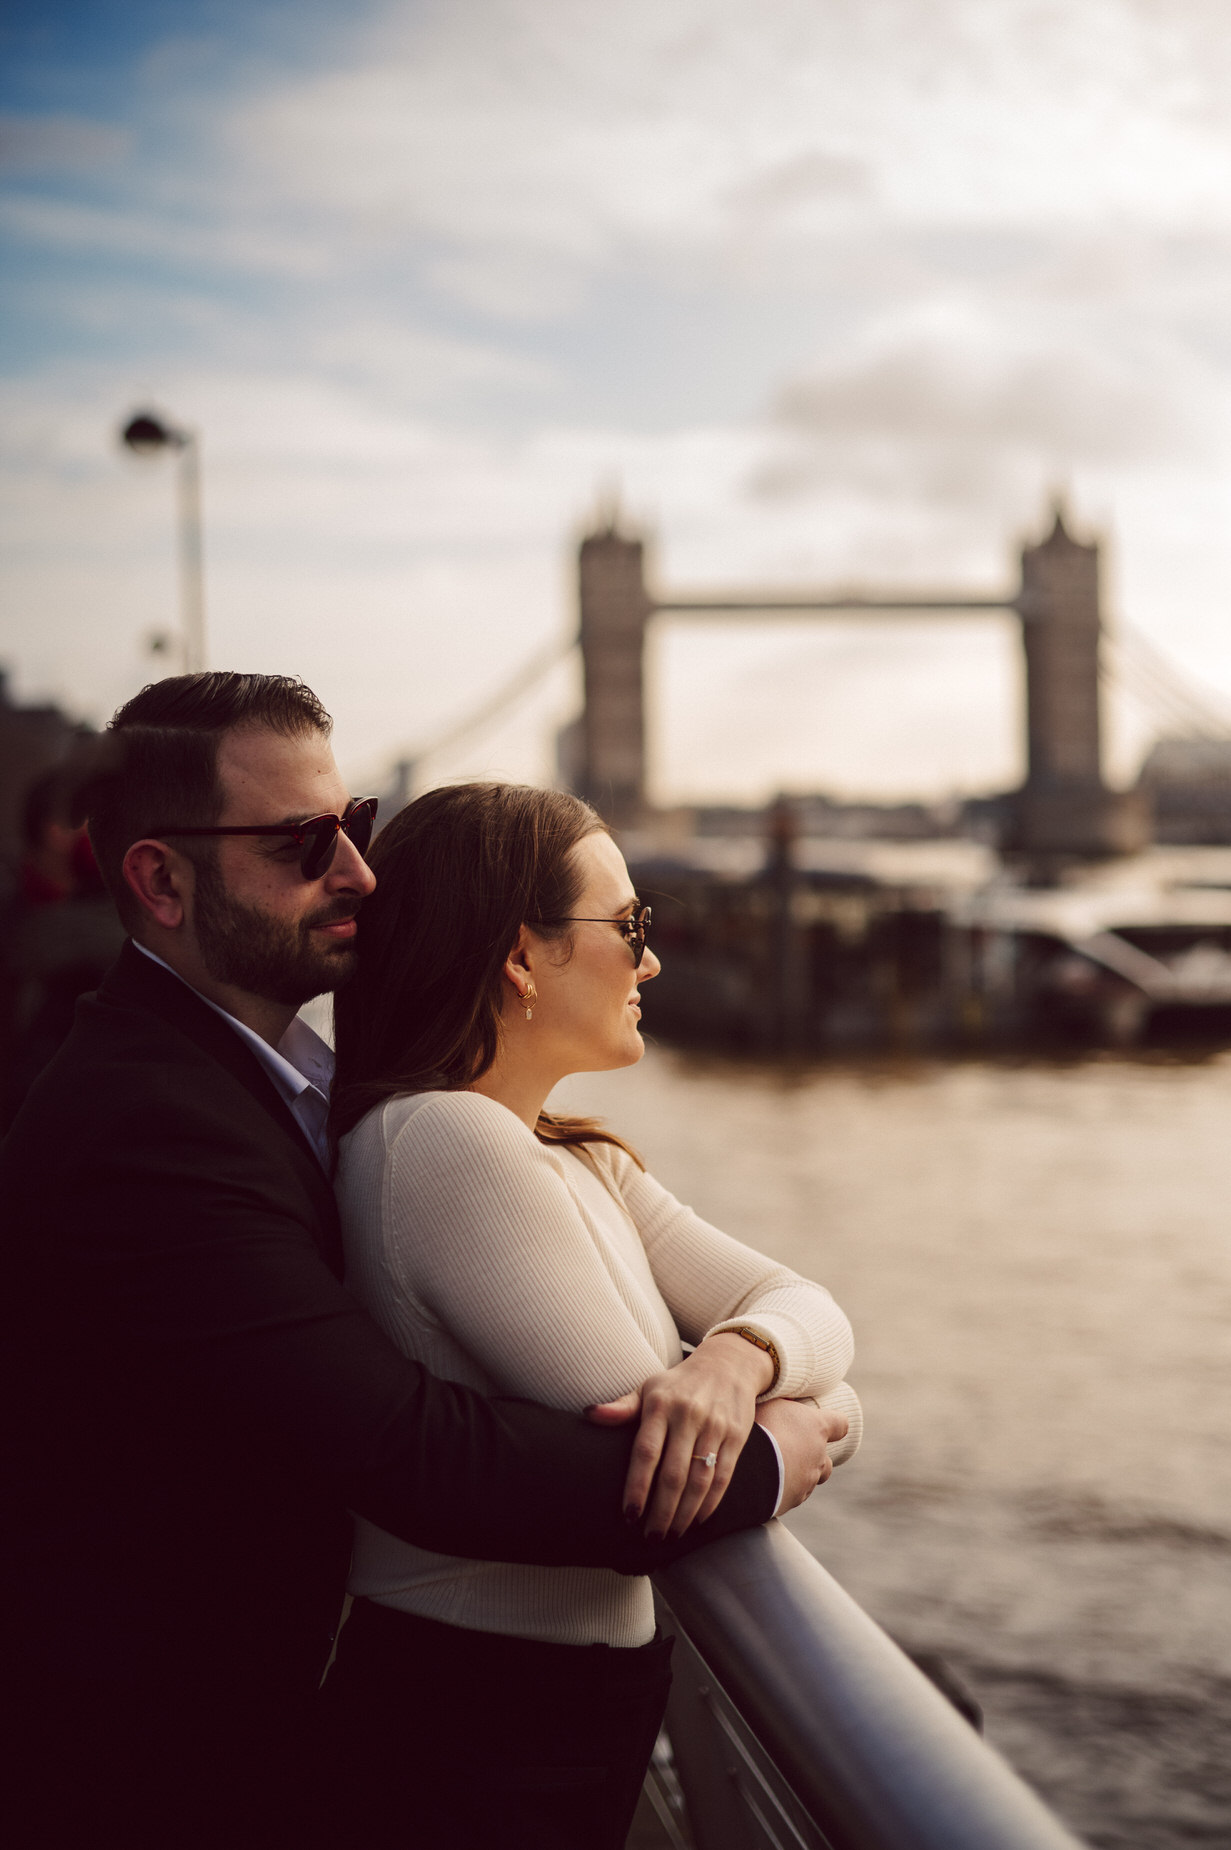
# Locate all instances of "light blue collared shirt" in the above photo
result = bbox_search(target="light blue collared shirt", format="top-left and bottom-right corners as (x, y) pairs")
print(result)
(132, 941), (334, 1168)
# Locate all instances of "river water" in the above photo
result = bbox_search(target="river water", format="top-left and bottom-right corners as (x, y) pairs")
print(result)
(552, 1046), (1231, 1850)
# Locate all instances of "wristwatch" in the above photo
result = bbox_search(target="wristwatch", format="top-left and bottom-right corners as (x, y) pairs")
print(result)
(728, 1324), (781, 1393)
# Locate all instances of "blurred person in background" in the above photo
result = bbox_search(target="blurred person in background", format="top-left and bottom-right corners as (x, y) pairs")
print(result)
(1, 766), (125, 1126)
(326, 781), (862, 1850)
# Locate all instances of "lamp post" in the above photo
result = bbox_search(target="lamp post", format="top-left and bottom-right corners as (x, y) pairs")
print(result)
(120, 410), (206, 674)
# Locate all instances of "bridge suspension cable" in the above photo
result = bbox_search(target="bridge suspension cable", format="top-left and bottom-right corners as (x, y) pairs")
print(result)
(393, 632), (579, 790)
(1102, 624), (1231, 742)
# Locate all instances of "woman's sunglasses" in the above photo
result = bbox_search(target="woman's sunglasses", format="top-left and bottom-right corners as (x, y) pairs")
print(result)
(533, 904), (652, 969)
(153, 797), (379, 882)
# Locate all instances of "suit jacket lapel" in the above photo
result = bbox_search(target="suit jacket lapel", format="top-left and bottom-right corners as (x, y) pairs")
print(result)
(98, 942), (340, 1241)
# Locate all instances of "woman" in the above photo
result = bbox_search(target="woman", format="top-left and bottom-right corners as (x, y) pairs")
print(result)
(326, 783), (861, 1850)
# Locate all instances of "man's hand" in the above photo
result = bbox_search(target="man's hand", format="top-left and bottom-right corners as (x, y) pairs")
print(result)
(755, 1398), (849, 1513)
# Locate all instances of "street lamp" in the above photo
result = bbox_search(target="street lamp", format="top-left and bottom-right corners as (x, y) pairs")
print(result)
(120, 410), (206, 675)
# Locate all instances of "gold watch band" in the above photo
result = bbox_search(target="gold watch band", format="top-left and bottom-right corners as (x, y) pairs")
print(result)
(729, 1324), (781, 1393)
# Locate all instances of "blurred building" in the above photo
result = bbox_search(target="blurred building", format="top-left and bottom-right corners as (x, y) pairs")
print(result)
(1136, 738), (1231, 844)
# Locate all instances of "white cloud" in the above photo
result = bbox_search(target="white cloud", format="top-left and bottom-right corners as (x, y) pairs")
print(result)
(752, 299), (1224, 518)
(0, 192), (332, 279)
(212, 0), (1231, 319)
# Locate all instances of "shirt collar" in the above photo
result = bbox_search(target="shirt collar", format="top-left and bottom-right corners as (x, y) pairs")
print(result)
(131, 940), (335, 1107)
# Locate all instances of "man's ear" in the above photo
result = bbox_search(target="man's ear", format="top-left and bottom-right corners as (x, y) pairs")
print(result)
(122, 839), (192, 931)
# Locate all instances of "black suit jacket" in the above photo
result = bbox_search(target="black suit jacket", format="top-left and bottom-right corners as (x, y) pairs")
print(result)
(0, 943), (776, 1842)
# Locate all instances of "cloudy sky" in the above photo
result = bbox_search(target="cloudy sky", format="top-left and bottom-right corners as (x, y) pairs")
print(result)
(4, 0), (1231, 802)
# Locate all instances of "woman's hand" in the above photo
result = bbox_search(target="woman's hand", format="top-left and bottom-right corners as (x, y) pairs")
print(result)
(589, 1332), (775, 1540)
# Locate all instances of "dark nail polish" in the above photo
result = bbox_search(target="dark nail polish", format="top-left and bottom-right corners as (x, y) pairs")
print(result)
(624, 1506), (640, 1524)
(647, 1529), (665, 1544)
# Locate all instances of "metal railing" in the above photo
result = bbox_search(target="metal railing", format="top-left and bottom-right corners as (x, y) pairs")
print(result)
(651, 1522), (1084, 1850)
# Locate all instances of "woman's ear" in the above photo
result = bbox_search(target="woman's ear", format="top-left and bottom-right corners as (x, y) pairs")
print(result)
(502, 925), (534, 1000)
(501, 929), (542, 1023)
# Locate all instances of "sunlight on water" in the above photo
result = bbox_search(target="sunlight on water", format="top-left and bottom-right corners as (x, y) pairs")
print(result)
(552, 1046), (1231, 1848)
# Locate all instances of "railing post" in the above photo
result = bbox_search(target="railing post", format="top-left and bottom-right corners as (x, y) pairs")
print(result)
(660, 1603), (836, 1849)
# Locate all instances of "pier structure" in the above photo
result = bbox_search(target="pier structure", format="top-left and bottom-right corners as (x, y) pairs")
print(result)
(576, 505), (1148, 859)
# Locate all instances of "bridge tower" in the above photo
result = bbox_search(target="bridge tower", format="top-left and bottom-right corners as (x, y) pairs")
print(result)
(576, 522), (650, 825)
(1021, 507), (1103, 788)
(1010, 508), (1148, 857)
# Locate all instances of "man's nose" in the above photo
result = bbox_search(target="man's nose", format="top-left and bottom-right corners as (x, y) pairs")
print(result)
(639, 947), (662, 981)
(324, 830), (377, 896)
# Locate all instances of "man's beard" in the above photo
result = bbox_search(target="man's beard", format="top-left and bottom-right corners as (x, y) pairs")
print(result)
(193, 856), (361, 1007)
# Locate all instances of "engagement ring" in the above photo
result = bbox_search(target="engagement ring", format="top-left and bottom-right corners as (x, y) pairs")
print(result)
(693, 1451), (718, 1469)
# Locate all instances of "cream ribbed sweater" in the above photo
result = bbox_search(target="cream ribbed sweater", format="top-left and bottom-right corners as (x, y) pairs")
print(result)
(336, 1089), (862, 1648)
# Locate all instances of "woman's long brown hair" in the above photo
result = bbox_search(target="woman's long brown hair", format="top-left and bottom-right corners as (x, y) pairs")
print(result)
(330, 781), (642, 1164)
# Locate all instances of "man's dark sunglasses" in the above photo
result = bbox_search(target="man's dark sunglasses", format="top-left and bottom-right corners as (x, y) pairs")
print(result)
(532, 904), (652, 969)
(153, 797), (379, 881)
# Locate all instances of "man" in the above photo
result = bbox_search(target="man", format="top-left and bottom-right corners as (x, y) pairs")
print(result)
(0, 673), (844, 1848)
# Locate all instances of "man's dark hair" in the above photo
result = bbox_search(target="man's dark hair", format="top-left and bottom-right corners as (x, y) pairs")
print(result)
(84, 672), (332, 931)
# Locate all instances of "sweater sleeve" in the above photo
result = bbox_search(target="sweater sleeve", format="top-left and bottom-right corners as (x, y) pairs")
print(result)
(593, 1144), (861, 1459)
(371, 1092), (678, 1412)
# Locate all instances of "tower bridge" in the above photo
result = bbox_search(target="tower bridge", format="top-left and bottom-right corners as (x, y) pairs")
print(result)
(385, 502), (1231, 1046)
(576, 503), (1148, 857)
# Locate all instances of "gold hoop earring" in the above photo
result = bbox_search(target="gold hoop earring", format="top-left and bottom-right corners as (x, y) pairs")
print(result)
(522, 981), (538, 1021)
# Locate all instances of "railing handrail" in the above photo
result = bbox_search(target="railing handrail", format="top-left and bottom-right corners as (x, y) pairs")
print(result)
(655, 1521), (1083, 1850)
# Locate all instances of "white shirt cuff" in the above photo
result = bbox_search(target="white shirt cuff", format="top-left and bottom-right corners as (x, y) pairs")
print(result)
(761, 1425), (786, 1518)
